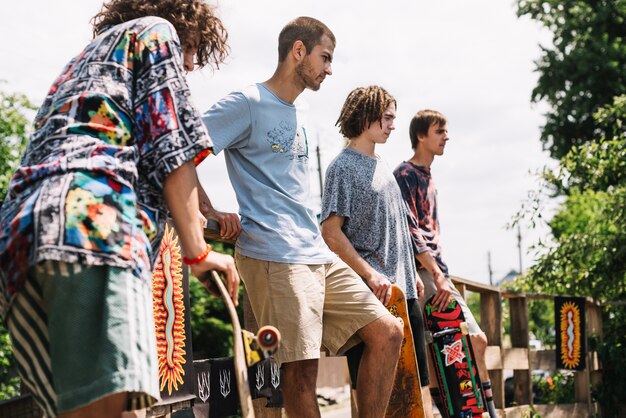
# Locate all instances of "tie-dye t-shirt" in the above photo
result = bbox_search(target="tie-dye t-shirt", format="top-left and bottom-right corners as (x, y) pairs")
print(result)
(393, 161), (449, 275)
(0, 16), (212, 315)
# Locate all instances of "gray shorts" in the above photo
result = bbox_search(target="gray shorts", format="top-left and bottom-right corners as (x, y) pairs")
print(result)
(418, 269), (483, 335)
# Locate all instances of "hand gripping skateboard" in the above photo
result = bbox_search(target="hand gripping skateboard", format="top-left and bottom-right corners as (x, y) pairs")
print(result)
(385, 285), (425, 418)
(423, 296), (484, 418)
(202, 271), (281, 418)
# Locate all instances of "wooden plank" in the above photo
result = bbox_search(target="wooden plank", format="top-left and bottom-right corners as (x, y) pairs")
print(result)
(480, 292), (502, 346)
(479, 291), (504, 409)
(508, 298), (532, 406)
(509, 298), (529, 347)
(501, 292), (596, 304)
(489, 369), (505, 410)
(529, 349), (556, 371)
(454, 282), (466, 299)
(586, 303), (603, 338)
(503, 405), (533, 418)
(589, 351), (601, 372)
(450, 275), (499, 294)
(532, 403), (593, 417)
(485, 345), (502, 370)
(574, 370), (590, 403)
(502, 348), (529, 370)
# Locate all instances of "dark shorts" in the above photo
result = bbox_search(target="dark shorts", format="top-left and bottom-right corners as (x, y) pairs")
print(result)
(346, 298), (430, 388)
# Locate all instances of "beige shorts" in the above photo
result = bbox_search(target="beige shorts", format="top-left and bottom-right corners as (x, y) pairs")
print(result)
(417, 269), (483, 335)
(235, 253), (390, 365)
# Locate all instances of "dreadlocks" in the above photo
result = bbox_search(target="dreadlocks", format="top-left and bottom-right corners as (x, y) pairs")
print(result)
(336, 85), (396, 139)
(91, 0), (229, 69)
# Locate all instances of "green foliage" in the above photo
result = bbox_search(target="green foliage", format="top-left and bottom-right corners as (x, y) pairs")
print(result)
(524, 97), (626, 301)
(0, 87), (34, 202)
(0, 323), (19, 401)
(189, 240), (243, 359)
(533, 371), (575, 404)
(0, 87), (34, 400)
(516, 0), (626, 159)
(516, 96), (626, 415)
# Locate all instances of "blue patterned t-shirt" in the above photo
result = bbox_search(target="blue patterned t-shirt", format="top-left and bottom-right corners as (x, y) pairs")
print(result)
(320, 148), (418, 300)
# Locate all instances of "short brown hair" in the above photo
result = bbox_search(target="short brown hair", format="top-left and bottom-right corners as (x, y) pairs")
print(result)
(336, 86), (396, 139)
(409, 109), (447, 149)
(91, 0), (229, 69)
(277, 17), (335, 62)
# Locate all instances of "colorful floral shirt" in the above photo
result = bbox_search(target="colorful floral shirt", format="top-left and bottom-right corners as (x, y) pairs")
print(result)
(393, 161), (449, 275)
(0, 17), (212, 316)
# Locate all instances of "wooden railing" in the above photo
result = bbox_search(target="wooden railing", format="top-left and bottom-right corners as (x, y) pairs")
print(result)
(451, 276), (603, 418)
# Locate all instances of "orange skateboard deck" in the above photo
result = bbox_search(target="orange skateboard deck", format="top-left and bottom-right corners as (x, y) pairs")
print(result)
(385, 285), (425, 418)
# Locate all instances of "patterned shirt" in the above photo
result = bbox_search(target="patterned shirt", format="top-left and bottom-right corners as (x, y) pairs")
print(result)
(321, 148), (418, 300)
(0, 17), (212, 316)
(393, 161), (449, 275)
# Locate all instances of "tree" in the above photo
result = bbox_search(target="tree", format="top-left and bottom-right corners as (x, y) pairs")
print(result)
(0, 88), (34, 202)
(515, 96), (626, 415)
(516, 0), (626, 159)
(0, 87), (34, 400)
(189, 240), (242, 360)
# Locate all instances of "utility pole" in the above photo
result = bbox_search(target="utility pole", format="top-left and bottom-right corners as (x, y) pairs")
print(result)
(517, 225), (523, 275)
(487, 251), (493, 286)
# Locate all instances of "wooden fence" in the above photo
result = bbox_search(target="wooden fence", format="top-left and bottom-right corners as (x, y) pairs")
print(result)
(447, 276), (603, 418)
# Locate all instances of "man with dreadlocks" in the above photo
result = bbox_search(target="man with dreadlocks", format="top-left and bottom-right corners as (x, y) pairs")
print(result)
(201, 18), (402, 418)
(0, 1), (238, 417)
(320, 85), (434, 417)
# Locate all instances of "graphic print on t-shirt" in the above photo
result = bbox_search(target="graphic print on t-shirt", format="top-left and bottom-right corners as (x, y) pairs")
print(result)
(265, 122), (308, 161)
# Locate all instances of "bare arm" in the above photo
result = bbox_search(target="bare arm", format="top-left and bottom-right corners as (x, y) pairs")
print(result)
(415, 250), (451, 312)
(321, 214), (392, 305)
(164, 161), (239, 305)
(197, 182), (242, 241)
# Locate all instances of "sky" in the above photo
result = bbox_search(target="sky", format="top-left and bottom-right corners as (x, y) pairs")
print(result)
(0, 0), (557, 284)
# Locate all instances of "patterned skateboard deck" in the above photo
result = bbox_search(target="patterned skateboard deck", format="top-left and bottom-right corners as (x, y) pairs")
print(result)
(423, 296), (485, 418)
(385, 285), (425, 418)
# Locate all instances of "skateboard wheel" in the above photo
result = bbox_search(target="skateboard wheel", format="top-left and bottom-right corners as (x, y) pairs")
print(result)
(425, 331), (433, 344)
(460, 322), (469, 335)
(257, 326), (281, 351)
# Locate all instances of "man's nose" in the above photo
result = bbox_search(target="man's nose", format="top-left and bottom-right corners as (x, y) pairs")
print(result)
(184, 59), (194, 72)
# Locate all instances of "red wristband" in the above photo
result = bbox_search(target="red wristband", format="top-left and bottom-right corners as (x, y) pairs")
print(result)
(182, 244), (212, 265)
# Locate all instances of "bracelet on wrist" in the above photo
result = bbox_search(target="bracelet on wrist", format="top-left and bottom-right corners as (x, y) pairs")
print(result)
(182, 243), (212, 265)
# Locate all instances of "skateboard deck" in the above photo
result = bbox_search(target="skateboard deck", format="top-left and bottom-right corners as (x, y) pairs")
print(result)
(385, 285), (425, 418)
(423, 296), (485, 418)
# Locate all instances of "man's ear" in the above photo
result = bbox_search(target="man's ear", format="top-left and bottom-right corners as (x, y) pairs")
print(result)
(291, 40), (307, 62)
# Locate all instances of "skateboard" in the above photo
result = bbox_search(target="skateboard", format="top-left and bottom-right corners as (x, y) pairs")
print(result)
(385, 285), (425, 418)
(202, 271), (281, 418)
(423, 295), (485, 418)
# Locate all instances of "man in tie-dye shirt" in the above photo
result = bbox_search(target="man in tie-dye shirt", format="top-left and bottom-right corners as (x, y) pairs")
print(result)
(0, 1), (238, 416)
(393, 109), (498, 418)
